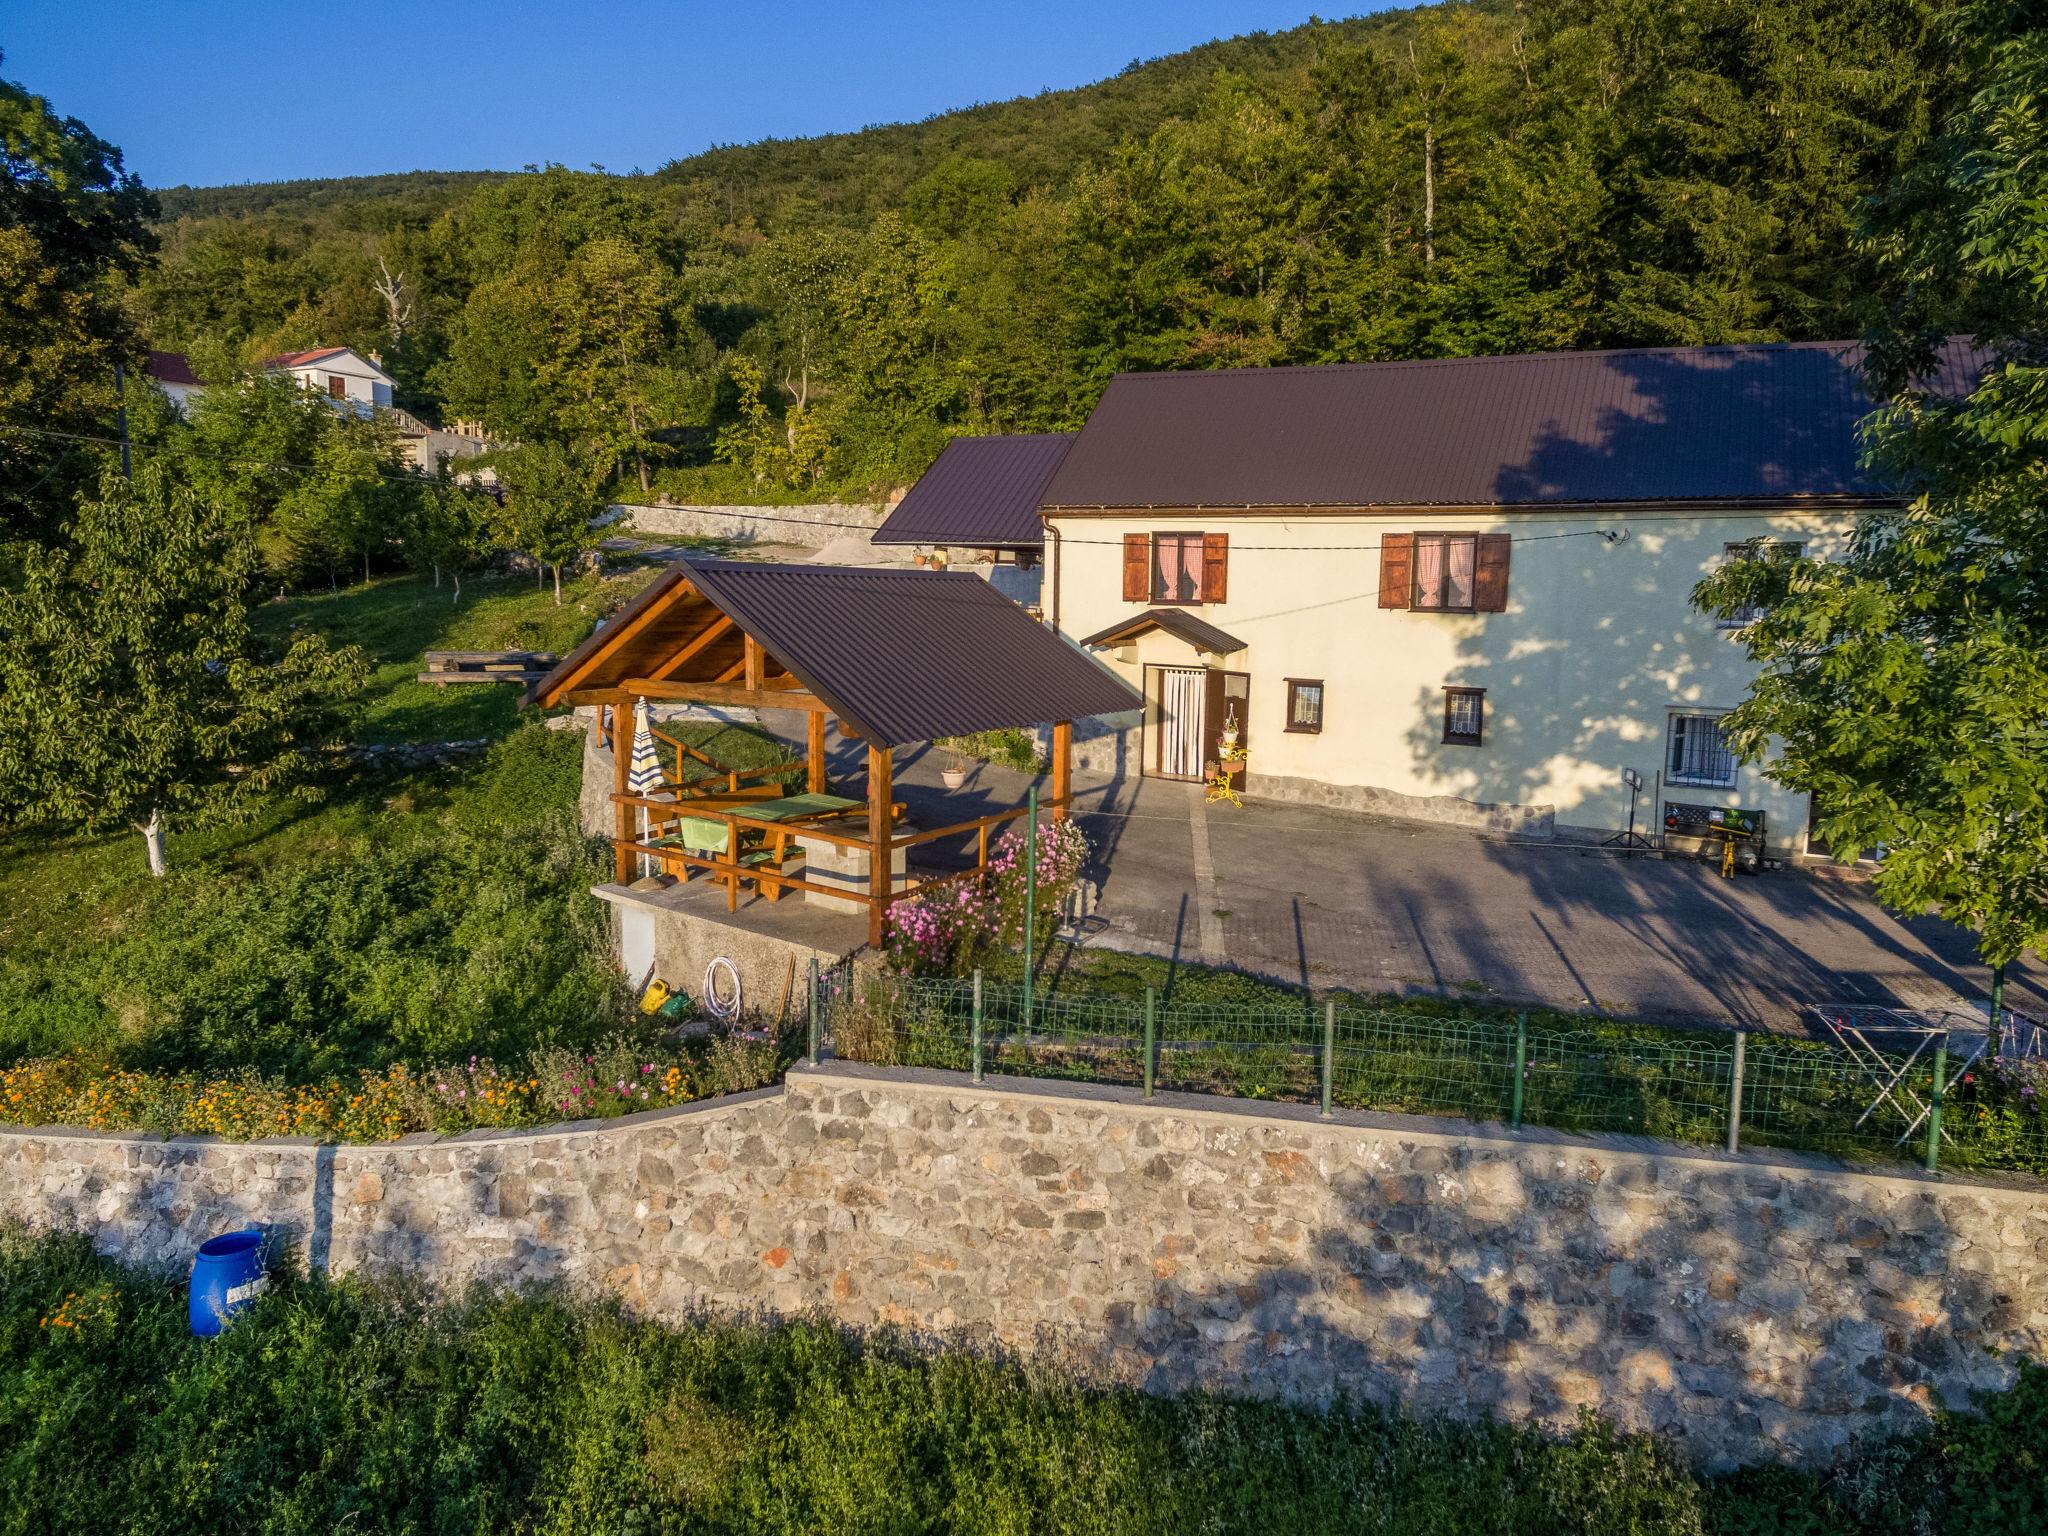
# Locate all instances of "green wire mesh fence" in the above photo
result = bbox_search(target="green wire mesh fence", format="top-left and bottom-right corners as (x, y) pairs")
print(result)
(815, 972), (2048, 1178)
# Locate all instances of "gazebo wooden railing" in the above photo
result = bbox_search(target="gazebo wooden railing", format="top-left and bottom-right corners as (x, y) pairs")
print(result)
(608, 782), (1073, 937)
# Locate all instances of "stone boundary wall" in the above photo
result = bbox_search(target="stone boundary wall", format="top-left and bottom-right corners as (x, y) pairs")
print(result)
(4, 1065), (2043, 1470)
(609, 501), (885, 544)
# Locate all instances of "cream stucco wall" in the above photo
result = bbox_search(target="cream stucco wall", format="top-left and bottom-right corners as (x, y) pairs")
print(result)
(1049, 509), (1857, 853)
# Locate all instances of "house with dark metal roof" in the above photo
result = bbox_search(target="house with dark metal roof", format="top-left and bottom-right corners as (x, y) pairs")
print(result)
(1043, 340), (1977, 856)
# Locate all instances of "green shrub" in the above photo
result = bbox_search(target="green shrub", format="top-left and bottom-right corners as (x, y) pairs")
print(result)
(0, 816), (625, 1078)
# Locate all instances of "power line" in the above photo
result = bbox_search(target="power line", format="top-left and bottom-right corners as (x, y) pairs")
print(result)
(3, 420), (1891, 549)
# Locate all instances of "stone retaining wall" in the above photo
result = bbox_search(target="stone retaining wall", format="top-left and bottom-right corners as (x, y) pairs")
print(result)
(4, 1065), (2043, 1470)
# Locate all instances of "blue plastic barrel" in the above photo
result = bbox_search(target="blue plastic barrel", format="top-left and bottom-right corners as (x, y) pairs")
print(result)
(188, 1229), (268, 1337)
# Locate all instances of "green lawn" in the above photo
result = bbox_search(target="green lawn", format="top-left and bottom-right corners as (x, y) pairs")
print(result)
(0, 563), (798, 1083)
(255, 564), (659, 746)
(3, 1228), (2038, 1536)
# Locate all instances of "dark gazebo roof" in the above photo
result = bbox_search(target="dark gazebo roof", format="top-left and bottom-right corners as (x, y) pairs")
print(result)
(526, 558), (1138, 746)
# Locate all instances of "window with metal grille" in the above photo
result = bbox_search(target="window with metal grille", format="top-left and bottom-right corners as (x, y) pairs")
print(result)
(1442, 687), (1484, 745)
(1718, 541), (1803, 628)
(1667, 712), (1735, 786)
(1413, 534), (1478, 611)
(1285, 679), (1323, 734)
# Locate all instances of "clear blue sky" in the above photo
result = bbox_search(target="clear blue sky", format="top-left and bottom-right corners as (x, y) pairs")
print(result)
(6, 2), (1403, 189)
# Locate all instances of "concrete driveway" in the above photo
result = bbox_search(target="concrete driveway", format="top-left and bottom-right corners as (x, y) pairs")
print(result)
(866, 742), (2043, 1035)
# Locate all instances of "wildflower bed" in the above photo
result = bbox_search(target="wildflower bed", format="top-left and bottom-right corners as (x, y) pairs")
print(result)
(0, 1032), (783, 1143)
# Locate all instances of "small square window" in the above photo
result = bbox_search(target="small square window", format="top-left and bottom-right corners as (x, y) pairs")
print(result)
(1414, 534), (1479, 612)
(1443, 687), (1484, 745)
(1285, 679), (1323, 734)
(1717, 542), (1804, 628)
(1667, 712), (1736, 787)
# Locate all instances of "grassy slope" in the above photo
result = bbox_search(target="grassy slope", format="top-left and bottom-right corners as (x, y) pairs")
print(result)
(0, 566), (650, 977)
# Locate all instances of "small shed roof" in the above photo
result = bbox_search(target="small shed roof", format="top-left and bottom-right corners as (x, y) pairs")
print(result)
(526, 558), (1139, 746)
(871, 433), (1073, 548)
(1078, 609), (1246, 656)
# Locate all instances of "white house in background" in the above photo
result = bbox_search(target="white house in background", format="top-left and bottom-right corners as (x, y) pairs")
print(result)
(266, 346), (397, 416)
(143, 345), (493, 476)
(144, 351), (205, 413)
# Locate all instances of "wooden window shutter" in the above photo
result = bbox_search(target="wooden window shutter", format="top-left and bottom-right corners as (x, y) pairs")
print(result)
(1475, 533), (1512, 612)
(1378, 532), (1414, 609)
(1201, 532), (1228, 603)
(1122, 533), (1149, 602)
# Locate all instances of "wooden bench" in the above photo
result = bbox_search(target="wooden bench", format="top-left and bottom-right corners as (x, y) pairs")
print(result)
(417, 650), (559, 686)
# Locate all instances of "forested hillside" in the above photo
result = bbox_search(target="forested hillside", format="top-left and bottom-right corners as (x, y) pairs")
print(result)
(134, 0), (1956, 500)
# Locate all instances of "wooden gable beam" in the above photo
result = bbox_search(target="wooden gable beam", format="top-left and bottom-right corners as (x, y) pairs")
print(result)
(646, 614), (736, 683)
(536, 574), (690, 704)
(621, 678), (835, 713)
(744, 635), (762, 691)
(712, 655), (747, 685)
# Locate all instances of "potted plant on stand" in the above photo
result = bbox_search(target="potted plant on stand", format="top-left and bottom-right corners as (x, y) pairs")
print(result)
(940, 748), (971, 790)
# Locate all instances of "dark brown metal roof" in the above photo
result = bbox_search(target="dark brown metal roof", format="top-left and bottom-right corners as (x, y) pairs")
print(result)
(527, 559), (1139, 746)
(871, 432), (1073, 547)
(1078, 609), (1246, 655)
(1040, 340), (1985, 510)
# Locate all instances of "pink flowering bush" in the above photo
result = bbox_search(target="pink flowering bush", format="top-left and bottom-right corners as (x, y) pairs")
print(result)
(884, 818), (1091, 977)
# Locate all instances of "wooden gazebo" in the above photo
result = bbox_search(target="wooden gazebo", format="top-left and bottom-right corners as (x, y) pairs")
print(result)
(525, 558), (1140, 945)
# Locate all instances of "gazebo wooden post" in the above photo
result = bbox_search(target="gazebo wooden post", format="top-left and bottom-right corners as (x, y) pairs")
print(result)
(612, 690), (634, 884)
(866, 741), (893, 948)
(1050, 720), (1073, 823)
(807, 711), (827, 795)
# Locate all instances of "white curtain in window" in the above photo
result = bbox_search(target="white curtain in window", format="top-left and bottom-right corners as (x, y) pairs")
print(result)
(1446, 538), (1476, 608)
(1180, 538), (1203, 600)
(1414, 537), (1444, 607)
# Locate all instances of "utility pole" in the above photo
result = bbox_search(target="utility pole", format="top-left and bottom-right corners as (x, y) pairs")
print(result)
(114, 361), (132, 480)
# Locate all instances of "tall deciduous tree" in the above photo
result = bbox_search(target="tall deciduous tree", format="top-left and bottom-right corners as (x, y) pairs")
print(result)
(0, 53), (156, 546)
(0, 462), (367, 874)
(489, 440), (607, 603)
(1694, 1), (2048, 1049)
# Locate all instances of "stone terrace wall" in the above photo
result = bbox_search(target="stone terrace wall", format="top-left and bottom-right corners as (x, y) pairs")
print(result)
(4, 1065), (2044, 1470)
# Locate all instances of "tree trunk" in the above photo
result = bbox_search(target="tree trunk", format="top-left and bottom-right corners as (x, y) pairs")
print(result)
(1422, 118), (1436, 266)
(552, 563), (563, 605)
(432, 562), (441, 588)
(636, 453), (651, 494)
(451, 568), (462, 603)
(364, 551), (372, 585)
(136, 808), (167, 878)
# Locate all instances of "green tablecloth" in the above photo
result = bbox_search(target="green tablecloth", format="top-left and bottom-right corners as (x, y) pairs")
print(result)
(740, 794), (863, 821)
(669, 794), (861, 855)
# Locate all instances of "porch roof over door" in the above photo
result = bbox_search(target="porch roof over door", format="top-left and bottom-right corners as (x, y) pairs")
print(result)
(525, 558), (1139, 746)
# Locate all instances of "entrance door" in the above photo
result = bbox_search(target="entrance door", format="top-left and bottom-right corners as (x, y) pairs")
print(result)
(1207, 670), (1250, 790)
(1154, 666), (1207, 779)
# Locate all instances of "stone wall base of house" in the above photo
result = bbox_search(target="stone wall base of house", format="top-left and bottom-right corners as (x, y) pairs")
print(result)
(1246, 771), (1556, 838)
(5, 1064), (2043, 1473)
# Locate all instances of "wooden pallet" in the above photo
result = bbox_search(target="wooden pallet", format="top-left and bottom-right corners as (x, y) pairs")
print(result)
(417, 650), (558, 686)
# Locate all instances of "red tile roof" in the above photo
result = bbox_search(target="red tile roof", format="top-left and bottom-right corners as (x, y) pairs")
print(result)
(267, 347), (352, 369)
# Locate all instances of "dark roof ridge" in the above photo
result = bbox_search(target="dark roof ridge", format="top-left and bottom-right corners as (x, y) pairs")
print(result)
(1104, 339), (1867, 384)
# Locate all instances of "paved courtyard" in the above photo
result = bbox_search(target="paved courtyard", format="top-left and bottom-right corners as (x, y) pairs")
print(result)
(868, 744), (2043, 1035)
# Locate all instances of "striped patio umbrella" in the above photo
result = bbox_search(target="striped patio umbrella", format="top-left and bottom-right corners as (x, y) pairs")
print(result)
(626, 697), (664, 795)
